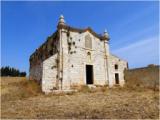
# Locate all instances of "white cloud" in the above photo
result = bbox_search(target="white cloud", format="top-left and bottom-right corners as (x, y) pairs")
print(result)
(112, 25), (158, 49)
(112, 37), (159, 68)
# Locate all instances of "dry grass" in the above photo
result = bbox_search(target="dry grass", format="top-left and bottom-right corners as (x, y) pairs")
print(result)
(125, 66), (159, 90)
(1, 77), (41, 101)
(1, 77), (159, 119)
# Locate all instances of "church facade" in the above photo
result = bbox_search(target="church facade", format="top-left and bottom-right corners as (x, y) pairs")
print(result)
(29, 15), (128, 93)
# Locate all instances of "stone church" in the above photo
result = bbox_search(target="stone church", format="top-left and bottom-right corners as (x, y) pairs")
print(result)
(29, 15), (128, 93)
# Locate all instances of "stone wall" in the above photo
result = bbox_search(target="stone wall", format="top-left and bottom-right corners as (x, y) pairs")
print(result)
(59, 30), (108, 88)
(30, 24), (128, 93)
(124, 65), (159, 90)
(42, 54), (58, 92)
(29, 63), (43, 83)
(29, 31), (59, 85)
(108, 54), (128, 87)
(59, 29), (126, 89)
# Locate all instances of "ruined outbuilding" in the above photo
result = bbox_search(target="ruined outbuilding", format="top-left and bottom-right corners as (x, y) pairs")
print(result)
(29, 15), (128, 93)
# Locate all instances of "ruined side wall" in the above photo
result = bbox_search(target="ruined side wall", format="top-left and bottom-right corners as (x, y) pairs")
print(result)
(42, 54), (58, 93)
(108, 54), (128, 87)
(29, 63), (43, 83)
(29, 32), (59, 83)
(124, 65), (159, 90)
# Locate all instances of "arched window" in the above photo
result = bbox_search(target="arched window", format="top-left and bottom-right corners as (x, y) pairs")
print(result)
(85, 35), (92, 49)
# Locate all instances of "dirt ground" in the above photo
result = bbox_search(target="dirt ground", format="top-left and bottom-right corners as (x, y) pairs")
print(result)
(1, 77), (159, 119)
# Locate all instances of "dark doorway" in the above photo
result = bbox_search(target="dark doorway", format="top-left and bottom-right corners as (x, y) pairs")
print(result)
(115, 73), (119, 84)
(86, 65), (93, 84)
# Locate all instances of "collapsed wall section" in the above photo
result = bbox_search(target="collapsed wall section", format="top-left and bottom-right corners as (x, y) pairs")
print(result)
(29, 31), (59, 84)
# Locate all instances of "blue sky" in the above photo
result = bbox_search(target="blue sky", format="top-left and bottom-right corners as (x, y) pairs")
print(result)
(1, 1), (159, 74)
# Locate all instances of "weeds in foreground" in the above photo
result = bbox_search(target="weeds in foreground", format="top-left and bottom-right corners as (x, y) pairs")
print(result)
(1, 78), (42, 101)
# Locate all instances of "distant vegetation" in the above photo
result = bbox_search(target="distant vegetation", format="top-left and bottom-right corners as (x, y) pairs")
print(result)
(0, 66), (26, 77)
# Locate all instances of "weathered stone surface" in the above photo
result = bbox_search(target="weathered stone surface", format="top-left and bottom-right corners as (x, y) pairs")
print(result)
(29, 16), (128, 93)
(108, 54), (128, 87)
(42, 54), (58, 92)
(29, 63), (43, 83)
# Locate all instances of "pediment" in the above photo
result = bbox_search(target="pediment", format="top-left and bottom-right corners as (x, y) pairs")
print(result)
(57, 24), (108, 40)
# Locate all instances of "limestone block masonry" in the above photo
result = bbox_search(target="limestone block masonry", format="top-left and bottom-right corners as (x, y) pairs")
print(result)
(29, 15), (128, 93)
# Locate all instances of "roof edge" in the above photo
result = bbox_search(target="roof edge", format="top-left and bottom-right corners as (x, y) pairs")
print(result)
(110, 53), (128, 63)
(29, 30), (58, 59)
(57, 24), (109, 41)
